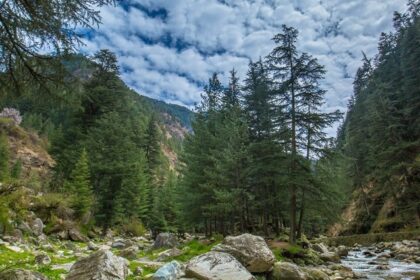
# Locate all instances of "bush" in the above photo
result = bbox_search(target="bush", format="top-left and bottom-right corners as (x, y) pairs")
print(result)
(120, 218), (146, 237)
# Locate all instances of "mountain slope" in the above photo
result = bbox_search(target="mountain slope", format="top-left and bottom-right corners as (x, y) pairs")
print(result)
(330, 7), (420, 236)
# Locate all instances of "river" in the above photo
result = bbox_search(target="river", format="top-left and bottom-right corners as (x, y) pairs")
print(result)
(342, 246), (420, 280)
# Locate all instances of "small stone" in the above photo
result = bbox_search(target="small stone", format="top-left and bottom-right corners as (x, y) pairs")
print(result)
(134, 266), (144, 276)
(35, 254), (52, 265)
(6, 245), (23, 253)
(88, 241), (98, 251)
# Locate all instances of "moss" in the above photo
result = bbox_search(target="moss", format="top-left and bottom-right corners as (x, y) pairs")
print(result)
(37, 266), (67, 280)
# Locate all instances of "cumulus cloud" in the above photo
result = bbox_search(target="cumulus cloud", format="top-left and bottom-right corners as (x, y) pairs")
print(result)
(81, 0), (407, 134)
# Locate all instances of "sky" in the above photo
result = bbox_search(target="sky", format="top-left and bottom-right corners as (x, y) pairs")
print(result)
(82, 0), (407, 135)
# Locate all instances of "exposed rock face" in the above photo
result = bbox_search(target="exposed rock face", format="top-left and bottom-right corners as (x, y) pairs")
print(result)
(65, 250), (129, 280)
(0, 108), (22, 125)
(0, 269), (47, 280)
(212, 233), (275, 273)
(271, 262), (307, 280)
(153, 233), (179, 249)
(185, 251), (256, 280)
(153, 261), (183, 280)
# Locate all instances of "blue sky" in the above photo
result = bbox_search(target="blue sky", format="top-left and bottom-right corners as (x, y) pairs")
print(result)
(82, 0), (406, 134)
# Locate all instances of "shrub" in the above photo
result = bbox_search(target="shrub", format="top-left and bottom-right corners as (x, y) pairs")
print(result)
(120, 218), (146, 237)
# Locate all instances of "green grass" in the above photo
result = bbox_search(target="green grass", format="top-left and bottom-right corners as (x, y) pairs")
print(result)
(128, 261), (157, 280)
(287, 245), (303, 255)
(271, 248), (284, 261)
(172, 239), (219, 262)
(0, 243), (78, 279)
(37, 266), (67, 280)
(0, 245), (35, 271)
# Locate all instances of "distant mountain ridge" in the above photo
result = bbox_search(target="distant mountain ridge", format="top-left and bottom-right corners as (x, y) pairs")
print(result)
(140, 95), (194, 131)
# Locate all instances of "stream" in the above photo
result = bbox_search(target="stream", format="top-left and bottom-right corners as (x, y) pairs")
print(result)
(342, 247), (420, 280)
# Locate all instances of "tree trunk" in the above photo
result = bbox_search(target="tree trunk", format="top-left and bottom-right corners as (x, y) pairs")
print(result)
(289, 48), (297, 245)
(297, 188), (305, 239)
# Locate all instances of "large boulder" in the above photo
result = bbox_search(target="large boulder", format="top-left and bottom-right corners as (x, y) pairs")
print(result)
(153, 233), (179, 249)
(30, 218), (44, 236)
(185, 251), (256, 280)
(303, 267), (330, 280)
(68, 228), (88, 242)
(271, 262), (306, 280)
(0, 269), (47, 280)
(311, 243), (329, 254)
(311, 243), (340, 263)
(153, 261), (183, 280)
(157, 248), (183, 262)
(212, 233), (275, 273)
(319, 252), (340, 263)
(119, 245), (139, 260)
(65, 250), (129, 280)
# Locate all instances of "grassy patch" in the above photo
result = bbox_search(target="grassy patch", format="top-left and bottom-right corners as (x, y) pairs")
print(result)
(128, 261), (157, 280)
(37, 266), (67, 280)
(271, 248), (284, 261)
(0, 245), (35, 271)
(172, 239), (219, 262)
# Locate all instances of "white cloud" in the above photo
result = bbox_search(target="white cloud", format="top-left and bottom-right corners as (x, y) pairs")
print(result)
(82, 0), (408, 135)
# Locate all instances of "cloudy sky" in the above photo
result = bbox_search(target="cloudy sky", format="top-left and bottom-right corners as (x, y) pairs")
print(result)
(82, 0), (406, 133)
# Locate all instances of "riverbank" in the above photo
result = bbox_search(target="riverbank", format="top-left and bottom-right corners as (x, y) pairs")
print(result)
(0, 231), (419, 279)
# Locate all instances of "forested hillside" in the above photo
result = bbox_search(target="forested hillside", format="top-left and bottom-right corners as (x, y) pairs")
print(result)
(0, 50), (192, 236)
(330, 3), (420, 235)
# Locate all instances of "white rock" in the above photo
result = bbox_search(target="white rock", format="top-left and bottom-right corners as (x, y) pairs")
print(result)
(186, 251), (255, 280)
(65, 250), (128, 280)
(212, 233), (275, 273)
(271, 262), (307, 280)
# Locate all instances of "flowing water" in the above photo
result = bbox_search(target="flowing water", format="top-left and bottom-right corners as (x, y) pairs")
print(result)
(342, 247), (420, 280)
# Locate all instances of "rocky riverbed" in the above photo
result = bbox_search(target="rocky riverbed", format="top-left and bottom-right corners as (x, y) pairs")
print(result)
(342, 241), (420, 280)
(0, 229), (419, 280)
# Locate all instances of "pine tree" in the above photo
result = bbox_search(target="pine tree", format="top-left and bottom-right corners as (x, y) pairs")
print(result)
(0, 0), (113, 91)
(144, 114), (161, 176)
(267, 25), (340, 243)
(68, 149), (93, 219)
(242, 60), (285, 235)
(179, 73), (224, 235)
(113, 154), (149, 225)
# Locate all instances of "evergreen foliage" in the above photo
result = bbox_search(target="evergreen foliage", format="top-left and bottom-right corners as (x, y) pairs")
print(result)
(180, 29), (342, 240)
(67, 149), (93, 219)
(335, 1), (420, 232)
